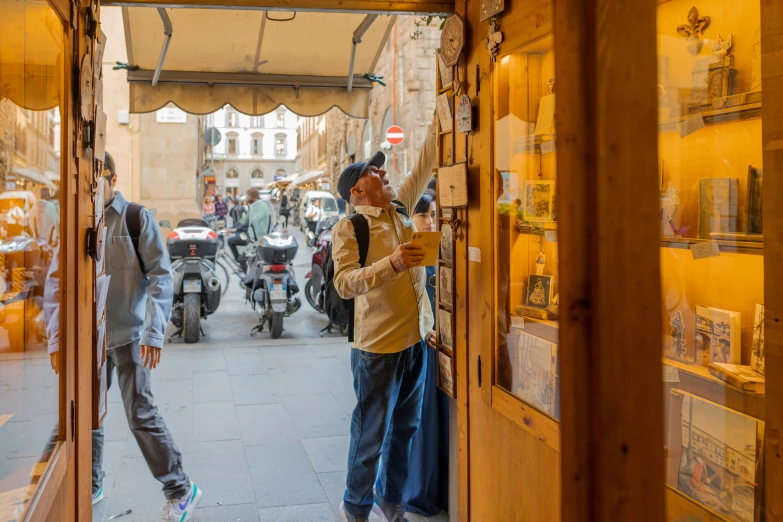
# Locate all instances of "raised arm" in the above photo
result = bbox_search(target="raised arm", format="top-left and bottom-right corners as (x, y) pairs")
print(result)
(395, 117), (437, 214)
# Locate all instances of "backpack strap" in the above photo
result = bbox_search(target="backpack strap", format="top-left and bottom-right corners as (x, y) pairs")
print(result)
(125, 203), (146, 274)
(346, 213), (370, 343)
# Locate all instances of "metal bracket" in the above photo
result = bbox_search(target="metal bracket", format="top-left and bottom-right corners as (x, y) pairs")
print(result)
(347, 14), (378, 92)
(152, 8), (173, 87)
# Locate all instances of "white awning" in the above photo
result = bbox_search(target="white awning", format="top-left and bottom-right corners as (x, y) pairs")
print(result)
(290, 170), (325, 188)
(12, 168), (56, 189)
(122, 8), (395, 117)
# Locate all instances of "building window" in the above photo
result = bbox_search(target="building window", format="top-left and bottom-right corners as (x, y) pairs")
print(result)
(275, 134), (287, 156)
(228, 137), (237, 154)
(252, 134), (263, 155)
(226, 169), (239, 179)
(275, 169), (286, 181)
(252, 116), (262, 127)
(227, 111), (238, 127)
(276, 108), (286, 128)
(251, 169), (263, 179)
(362, 121), (373, 160)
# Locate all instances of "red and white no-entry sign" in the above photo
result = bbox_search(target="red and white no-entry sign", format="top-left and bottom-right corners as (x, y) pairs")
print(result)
(386, 125), (404, 146)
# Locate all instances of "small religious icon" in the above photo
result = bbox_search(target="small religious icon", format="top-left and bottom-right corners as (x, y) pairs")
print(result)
(529, 280), (547, 305)
(525, 274), (553, 309)
(546, 77), (555, 96)
(535, 252), (546, 276)
(670, 310), (688, 360)
(660, 187), (679, 238)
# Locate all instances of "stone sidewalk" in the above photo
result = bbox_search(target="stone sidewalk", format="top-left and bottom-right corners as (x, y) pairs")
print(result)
(93, 338), (449, 522)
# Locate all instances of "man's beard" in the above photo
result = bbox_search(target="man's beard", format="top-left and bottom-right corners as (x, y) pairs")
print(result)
(383, 184), (398, 201)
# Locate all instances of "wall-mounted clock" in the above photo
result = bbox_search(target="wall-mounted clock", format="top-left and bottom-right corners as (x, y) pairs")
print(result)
(440, 14), (464, 68)
(457, 95), (472, 133)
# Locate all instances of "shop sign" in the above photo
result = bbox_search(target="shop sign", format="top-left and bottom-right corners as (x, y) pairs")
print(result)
(156, 107), (188, 123)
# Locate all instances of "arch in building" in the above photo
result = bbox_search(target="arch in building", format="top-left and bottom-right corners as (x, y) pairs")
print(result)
(381, 106), (393, 144)
(346, 130), (357, 163)
(251, 169), (263, 179)
(226, 168), (239, 178)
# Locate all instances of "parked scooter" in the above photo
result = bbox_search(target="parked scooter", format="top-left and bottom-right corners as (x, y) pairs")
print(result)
(303, 216), (346, 336)
(161, 218), (222, 343)
(242, 200), (301, 339)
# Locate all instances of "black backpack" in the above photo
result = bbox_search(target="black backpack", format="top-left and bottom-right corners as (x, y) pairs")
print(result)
(323, 203), (410, 342)
(125, 203), (146, 274)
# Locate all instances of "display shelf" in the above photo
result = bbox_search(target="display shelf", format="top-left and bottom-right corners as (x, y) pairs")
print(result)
(658, 101), (761, 131)
(515, 221), (557, 236)
(510, 314), (558, 345)
(663, 358), (765, 420)
(512, 134), (555, 153)
(660, 236), (763, 255)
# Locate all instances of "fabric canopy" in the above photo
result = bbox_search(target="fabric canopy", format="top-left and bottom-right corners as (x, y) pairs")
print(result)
(290, 169), (324, 188)
(0, 3), (62, 111)
(123, 8), (395, 117)
(13, 168), (56, 190)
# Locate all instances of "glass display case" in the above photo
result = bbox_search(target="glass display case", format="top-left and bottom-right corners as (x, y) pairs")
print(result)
(494, 37), (560, 421)
(656, 1), (766, 520)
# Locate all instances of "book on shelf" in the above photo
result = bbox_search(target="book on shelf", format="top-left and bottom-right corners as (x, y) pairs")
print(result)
(708, 363), (765, 393)
(697, 178), (738, 239)
(694, 306), (741, 366)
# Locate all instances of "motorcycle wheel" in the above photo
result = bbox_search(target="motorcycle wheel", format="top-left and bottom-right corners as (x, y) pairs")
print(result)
(304, 280), (320, 312)
(183, 294), (201, 343)
(270, 311), (284, 339)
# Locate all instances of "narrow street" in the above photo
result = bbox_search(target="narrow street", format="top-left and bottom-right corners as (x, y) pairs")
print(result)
(92, 227), (448, 522)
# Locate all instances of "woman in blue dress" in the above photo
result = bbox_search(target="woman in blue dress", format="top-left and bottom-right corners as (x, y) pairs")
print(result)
(397, 192), (450, 516)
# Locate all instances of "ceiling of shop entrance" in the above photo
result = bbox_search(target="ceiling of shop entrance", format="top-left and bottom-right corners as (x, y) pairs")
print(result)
(119, 4), (447, 117)
(104, 0), (453, 15)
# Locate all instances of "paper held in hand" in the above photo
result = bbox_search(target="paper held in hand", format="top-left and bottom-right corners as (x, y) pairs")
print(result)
(412, 231), (443, 266)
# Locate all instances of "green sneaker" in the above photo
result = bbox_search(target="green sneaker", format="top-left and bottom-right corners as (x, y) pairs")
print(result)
(91, 486), (104, 506)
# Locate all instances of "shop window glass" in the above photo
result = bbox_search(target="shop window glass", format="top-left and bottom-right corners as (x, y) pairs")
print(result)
(656, 2), (766, 521)
(0, 0), (63, 518)
(494, 42), (559, 421)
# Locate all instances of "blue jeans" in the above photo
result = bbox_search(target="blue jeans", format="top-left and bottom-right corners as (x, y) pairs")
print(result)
(343, 342), (427, 518)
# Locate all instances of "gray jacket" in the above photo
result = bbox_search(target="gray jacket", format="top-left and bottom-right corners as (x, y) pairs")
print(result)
(46, 191), (173, 353)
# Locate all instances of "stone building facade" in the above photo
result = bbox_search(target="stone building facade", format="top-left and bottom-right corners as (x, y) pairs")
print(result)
(204, 106), (297, 199)
(319, 17), (440, 192)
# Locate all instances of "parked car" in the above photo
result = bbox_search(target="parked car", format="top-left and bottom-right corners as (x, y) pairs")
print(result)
(295, 191), (339, 230)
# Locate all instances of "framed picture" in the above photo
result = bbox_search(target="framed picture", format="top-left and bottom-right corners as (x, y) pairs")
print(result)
(437, 351), (455, 397)
(438, 309), (454, 351)
(440, 223), (453, 262)
(526, 274), (553, 309)
(523, 180), (555, 222)
(667, 390), (763, 522)
(439, 266), (453, 308)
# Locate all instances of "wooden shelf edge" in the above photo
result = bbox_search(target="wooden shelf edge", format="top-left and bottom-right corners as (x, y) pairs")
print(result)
(658, 101), (761, 131)
(660, 236), (763, 255)
(491, 385), (561, 453)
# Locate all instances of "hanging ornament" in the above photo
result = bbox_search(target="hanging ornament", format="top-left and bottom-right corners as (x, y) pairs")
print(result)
(486, 17), (503, 62)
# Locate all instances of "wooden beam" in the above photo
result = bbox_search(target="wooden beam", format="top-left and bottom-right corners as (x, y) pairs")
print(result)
(101, 0), (454, 14)
(557, 0), (665, 521)
(762, 0), (783, 519)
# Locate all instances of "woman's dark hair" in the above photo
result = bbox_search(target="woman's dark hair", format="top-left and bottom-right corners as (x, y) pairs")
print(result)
(414, 192), (434, 215)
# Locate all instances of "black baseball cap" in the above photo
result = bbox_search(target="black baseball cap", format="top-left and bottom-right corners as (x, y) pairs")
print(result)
(337, 151), (385, 202)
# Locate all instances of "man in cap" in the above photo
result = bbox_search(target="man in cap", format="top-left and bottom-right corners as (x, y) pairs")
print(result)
(332, 117), (437, 522)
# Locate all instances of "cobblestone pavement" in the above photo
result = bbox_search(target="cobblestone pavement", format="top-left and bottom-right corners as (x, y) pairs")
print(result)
(92, 227), (449, 522)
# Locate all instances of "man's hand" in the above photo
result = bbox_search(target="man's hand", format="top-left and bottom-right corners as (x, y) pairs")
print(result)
(50, 352), (60, 375)
(390, 243), (425, 273)
(425, 330), (437, 349)
(140, 345), (162, 370)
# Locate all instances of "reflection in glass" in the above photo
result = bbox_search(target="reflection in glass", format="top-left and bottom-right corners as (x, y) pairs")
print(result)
(657, 1), (765, 521)
(0, 0), (63, 519)
(494, 43), (560, 421)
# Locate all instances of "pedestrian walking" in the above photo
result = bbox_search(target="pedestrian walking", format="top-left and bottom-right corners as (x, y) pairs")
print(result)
(47, 152), (202, 522)
(214, 194), (228, 225)
(202, 196), (215, 226)
(331, 116), (437, 522)
(304, 198), (323, 235)
(279, 190), (291, 228)
(401, 192), (449, 516)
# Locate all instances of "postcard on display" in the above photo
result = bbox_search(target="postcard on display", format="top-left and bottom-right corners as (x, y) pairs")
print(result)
(695, 306), (741, 366)
(438, 351), (454, 397)
(440, 223), (453, 262)
(523, 180), (555, 222)
(526, 274), (553, 310)
(437, 93), (453, 133)
(95, 274), (111, 320)
(516, 332), (558, 418)
(751, 304), (764, 375)
(697, 178), (739, 239)
(439, 265), (453, 308)
(411, 231), (442, 266)
(670, 390), (763, 522)
(438, 309), (453, 351)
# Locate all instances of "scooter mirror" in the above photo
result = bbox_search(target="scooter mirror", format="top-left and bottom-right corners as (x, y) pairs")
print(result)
(159, 220), (171, 229)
